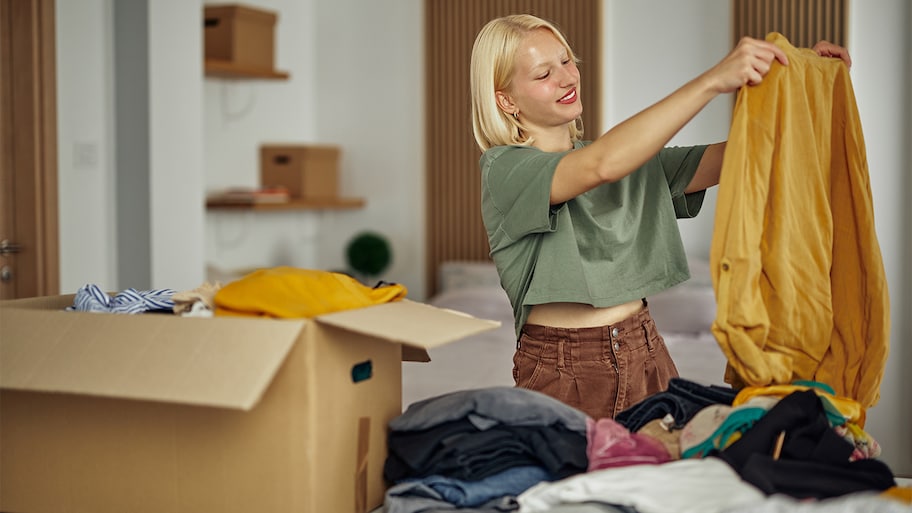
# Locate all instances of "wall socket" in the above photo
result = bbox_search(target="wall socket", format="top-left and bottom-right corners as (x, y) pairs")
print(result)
(73, 142), (98, 170)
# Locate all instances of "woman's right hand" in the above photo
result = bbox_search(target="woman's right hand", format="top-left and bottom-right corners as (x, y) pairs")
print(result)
(703, 37), (789, 94)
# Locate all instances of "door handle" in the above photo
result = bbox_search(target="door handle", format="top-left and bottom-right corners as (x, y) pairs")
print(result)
(0, 240), (22, 256)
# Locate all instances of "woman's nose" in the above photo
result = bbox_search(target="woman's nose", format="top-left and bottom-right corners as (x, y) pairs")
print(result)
(558, 65), (578, 86)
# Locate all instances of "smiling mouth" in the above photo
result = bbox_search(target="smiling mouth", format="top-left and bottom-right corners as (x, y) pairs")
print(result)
(558, 88), (577, 103)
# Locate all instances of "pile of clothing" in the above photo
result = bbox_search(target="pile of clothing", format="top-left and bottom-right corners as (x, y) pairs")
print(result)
(66, 266), (407, 318)
(383, 387), (588, 512)
(383, 382), (909, 513)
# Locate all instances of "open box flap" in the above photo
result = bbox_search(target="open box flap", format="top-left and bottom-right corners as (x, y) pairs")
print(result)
(0, 303), (302, 411)
(315, 299), (501, 362)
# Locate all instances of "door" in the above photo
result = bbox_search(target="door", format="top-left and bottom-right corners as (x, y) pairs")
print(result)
(0, 0), (58, 300)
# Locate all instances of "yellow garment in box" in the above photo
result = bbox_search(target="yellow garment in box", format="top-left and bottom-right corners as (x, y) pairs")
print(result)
(215, 266), (407, 318)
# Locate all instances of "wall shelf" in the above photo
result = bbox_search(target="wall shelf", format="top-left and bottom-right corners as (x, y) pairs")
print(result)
(206, 197), (365, 211)
(204, 59), (289, 80)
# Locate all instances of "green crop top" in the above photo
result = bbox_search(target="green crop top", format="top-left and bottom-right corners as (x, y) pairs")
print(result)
(480, 141), (708, 337)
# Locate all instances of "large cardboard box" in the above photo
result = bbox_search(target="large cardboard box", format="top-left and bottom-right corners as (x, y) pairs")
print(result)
(0, 295), (498, 513)
(204, 4), (277, 70)
(261, 145), (340, 200)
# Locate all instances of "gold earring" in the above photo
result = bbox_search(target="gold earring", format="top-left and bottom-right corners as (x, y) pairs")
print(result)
(513, 111), (519, 120)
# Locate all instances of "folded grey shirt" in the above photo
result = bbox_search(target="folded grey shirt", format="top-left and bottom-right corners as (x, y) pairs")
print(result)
(389, 387), (589, 434)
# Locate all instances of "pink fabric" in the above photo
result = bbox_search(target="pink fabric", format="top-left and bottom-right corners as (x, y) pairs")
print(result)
(586, 417), (671, 471)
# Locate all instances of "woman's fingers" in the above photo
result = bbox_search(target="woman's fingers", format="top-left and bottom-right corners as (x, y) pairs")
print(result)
(813, 40), (852, 67)
(714, 37), (788, 91)
(709, 38), (850, 95)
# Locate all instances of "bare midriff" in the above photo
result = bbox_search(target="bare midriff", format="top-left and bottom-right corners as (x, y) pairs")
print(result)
(526, 299), (644, 328)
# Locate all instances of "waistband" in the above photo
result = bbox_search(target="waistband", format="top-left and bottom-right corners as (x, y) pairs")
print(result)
(521, 301), (655, 342)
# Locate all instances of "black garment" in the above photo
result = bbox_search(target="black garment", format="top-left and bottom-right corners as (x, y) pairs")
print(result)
(385, 418), (479, 482)
(714, 389), (897, 499)
(735, 453), (897, 499)
(385, 420), (587, 484)
(615, 377), (738, 431)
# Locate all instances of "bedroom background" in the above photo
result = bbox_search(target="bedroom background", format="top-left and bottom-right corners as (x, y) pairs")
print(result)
(52, 0), (910, 475)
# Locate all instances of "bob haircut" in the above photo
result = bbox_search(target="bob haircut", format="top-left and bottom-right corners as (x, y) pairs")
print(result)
(470, 14), (583, 152)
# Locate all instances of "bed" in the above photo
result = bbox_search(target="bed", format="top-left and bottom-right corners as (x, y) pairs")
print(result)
(401, 257), (729, 410)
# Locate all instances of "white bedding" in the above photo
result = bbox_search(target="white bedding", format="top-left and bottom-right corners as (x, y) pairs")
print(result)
(402, 259), (730, 410)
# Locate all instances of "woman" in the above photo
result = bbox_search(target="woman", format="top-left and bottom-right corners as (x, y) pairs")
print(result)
(470, 14), (851, 419)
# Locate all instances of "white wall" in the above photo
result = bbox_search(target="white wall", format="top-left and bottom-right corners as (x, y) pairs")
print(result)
(56, 0), (911, 475)
(57, 0), (117, 292)
(602, 0), (732, 260)
(148, 0), (205, 290)
(311, 0), (425, 298)
(847, 0), (911, 477)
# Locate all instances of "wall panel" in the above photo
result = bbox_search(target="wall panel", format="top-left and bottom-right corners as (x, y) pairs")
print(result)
(733, 0), (846, 48)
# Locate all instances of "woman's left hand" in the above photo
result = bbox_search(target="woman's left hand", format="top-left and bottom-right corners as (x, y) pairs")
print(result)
(813, 40), (852, 68)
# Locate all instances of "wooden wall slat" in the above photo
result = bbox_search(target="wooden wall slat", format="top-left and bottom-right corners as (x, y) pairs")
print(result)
(424, 0), (601, 296)
(732, 0), (845, 48)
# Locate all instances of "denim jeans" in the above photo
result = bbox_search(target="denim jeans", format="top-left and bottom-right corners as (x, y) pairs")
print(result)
(513, 304), (678, 420)
(615, 377), (738, 432)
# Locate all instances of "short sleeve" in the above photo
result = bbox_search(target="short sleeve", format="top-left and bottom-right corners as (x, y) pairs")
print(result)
(658, 145), (708, 219)
(481, 146), (567, 244)
(672, 190), (705, 218)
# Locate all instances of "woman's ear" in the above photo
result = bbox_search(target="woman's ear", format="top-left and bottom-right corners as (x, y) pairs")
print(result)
(495, 90), (517, 116)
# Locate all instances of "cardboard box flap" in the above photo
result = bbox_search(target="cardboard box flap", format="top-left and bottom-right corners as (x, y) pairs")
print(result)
(316, 299), (500, 362)
(2, 293), (75, 310)
(0, 306), (302, 411)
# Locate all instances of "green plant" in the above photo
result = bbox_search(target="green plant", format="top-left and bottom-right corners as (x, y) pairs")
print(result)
(345, 231), (391, 282)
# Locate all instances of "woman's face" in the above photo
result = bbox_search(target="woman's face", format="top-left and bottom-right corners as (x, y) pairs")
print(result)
(500, 28), (582, 134)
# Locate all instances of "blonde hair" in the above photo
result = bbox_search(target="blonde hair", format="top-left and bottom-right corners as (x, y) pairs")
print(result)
(470, 14), (583, 152)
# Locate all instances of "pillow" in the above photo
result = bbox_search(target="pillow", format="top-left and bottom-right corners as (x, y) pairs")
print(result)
(438, 261), (501, 292)
(429, 285), (513, 324)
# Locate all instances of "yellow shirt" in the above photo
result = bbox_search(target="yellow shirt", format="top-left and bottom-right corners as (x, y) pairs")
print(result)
(214, 267), (407, 318)
(710, 33), (890, 408)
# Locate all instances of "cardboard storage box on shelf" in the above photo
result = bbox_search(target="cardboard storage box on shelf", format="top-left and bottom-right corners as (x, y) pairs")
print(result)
(204, 4), (277, 70)
(261, 144), (340, 200)
(0, 294), (498, 513)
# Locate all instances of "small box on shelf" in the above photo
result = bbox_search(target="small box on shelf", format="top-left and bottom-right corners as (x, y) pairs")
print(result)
(260, 144), (340, 200)
(204, 4), (287, 78)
